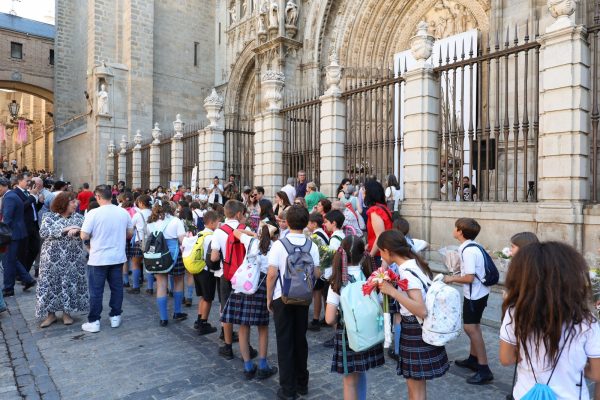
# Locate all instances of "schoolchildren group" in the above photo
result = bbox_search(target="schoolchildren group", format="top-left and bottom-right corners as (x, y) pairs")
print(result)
(9, 172), (600, 400)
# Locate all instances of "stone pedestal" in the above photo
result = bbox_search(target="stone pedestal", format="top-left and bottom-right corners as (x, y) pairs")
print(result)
(171, 136), (183, 185)
(106, 154), (115, 186)
(319, 94), (346, 199)
(96, 115), (113, 186)
(149, 144), (160, 189)
(201, 126), (225, 187)
(118, 151), (127, 183)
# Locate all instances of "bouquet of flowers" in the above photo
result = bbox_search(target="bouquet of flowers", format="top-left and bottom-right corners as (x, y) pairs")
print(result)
(494, 247), (512, 270)
(362, 266), (409, 348)
(438, 245), (461, 275)
(310, 234), (335, 274)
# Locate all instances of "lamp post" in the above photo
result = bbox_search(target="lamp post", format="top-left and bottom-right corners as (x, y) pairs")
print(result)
(8, 100), (19, 120)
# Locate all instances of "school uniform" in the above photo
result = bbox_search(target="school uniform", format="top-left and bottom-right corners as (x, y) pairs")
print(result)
(311, 228), (329, 291)
(146, 216), (186, 276)
(326, 265), (385, 374)
(221, 234), (270, 326)
(396, 260), (449, 380)
(459, 240), (490, 324)
(193, 228), (217, 301)
(211, 219), (242, 308)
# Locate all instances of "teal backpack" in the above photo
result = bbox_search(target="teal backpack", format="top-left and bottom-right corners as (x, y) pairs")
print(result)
(518, 328), (583, 400)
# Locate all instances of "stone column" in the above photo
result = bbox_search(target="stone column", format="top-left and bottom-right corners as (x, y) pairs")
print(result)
(320, 50), (345, 198)
(536, 2), (588, 248)
(131, 129), (142, 189)
(255, 70), (285, 196)
(106, 140), (116, 185)
(400, 23), (439, 240)
(171, 114), (184, 185)
(202, 89), (225, 187)
(118, 135), (127, 184)
(149, 123), (161, 189)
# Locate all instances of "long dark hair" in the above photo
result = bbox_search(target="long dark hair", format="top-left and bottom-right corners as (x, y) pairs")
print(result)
(330, 236), (374, 294)
(336, 178), (351, 194)
(502, 241), (596, 366)
(259, 200), (276, 222)
(364, 180), (386, 207)
(386, 174), (400, 190)
(276, 191), (291, 208)
(258, 221), (279, 255)
(376, 230), (432, 279)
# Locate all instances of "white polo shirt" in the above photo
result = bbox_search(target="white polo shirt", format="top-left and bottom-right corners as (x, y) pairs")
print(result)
(459, 240), (490, 300)
(267, 233), (320, 300)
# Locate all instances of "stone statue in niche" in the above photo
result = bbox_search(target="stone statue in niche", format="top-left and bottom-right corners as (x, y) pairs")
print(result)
(285, 0), (298, 27)
(269, 1), (279, 29)
(424, 0), (478, 40)
(97, 83), (109, 115)
(228, 3), (238, 23)
(242, 0), (248, 17)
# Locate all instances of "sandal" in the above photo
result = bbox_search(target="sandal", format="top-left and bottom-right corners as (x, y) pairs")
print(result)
(40, 314), (57, 328)
(62, 314), (74, 325)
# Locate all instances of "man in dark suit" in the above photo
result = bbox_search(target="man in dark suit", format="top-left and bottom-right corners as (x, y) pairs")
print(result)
(13, 174), (43, 273)
(2, 173), (36, 296)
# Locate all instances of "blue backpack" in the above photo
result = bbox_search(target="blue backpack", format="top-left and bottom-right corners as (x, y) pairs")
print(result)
(278, 238), (316, 306)
(461, 243), (499, 286)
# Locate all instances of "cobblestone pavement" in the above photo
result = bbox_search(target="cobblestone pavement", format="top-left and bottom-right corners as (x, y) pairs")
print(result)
(0, 283), (593, 400)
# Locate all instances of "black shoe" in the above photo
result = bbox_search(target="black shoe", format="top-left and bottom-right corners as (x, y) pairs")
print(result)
(198, 322), (217, 335)
(455, 358), (479, 372)
(173, 313), (188, 321)
(249, 346), (258, 359)
(307, 320), (321, 332)
(123, 282), (130, 288)
(2, 289), (14, 297)
(297, 386), (308, 396)
(466, 371), (494, 385)
(168, 290), (173, 297)
(276, 388), (296, 400)
(193, 319), (200, 330)
(23, 280), (36, 291)
(127, 287), (140, 294)
(244, 363), (257, 380)
(322, 337), (334, 348)
(159, 320), (168, 327)
(145, 288), (154, 295)
(34, 268), (39, 278)
(388, 348), (399, 361)
(257, 365), (277, 380)
(319, 318), (328, 327)
(219, 345), (234, 360)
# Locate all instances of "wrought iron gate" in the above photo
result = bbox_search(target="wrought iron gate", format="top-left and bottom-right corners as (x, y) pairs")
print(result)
(224, 119), (255, 189)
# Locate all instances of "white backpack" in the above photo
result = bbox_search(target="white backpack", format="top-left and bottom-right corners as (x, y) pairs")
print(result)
(406, 270), (462, 347)
(231, 238), (262, 295)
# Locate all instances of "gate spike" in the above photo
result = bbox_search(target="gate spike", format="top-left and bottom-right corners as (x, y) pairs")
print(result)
(461, 38), (465, 60)
(495, 29), (500, 51)
(514, 24), (518, 46)
(470, 36), (474, 58)
(446, 43), (450, 63)
(453, 42), (457, 62)
(438, 47), (443, 67)
(505, 26), (510, 48)
(525, 19), (530, 43)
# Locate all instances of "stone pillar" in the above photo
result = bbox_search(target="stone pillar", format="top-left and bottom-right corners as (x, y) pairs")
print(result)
(202, 89), (225, 187)
(149, 123), (161, 189)
(536, 2), (588, 248)
(320, 51), (346, 198)
(400, 23), (439, 240)
(106, 140), (116, 185)
(118, 135), (127, 184)
(255, 70), (285, 196)
(131, 129), (142, 189)
(171, 114), (184, 185)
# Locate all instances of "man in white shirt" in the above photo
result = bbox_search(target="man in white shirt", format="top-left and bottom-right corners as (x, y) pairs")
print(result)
(444, 218), (493, 385)
(267, 205), (319, 400)
(80, 185), (133, 333)
(281, 177), (296, 204)
(208, 176), (224, 204)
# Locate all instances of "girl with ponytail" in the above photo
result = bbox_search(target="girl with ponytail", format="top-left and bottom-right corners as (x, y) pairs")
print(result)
(377, 230), (449, 400)
(325, 236), (384, 400)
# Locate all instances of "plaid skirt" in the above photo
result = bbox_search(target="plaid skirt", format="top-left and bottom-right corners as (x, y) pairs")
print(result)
(220, 273), (269, 326)
(331, 328), (385, 374)
(126, 242), (143, 259)
(397, 315), (449, 380)
(169, 253), (186, 276)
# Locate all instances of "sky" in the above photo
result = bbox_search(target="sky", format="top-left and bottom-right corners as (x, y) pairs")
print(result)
(0, 0), (54, 24)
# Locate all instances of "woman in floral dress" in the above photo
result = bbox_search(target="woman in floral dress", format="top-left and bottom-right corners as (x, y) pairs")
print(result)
(36, 192), (89, 327)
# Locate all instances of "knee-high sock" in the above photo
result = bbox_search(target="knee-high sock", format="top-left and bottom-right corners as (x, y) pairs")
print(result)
(173, 291), (183, 314)
(122, 273), (129, 285)
(186, 285), (194, 299)
(357, 372), (367, 400)
(394, 323), (401, 355)
(156, 296), (168, 320)
(146, 273), (154, 290)
(132, 270), (141, 289)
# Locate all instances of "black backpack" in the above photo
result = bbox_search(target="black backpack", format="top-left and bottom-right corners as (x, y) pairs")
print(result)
(461, 243), (499, 286)
(143, 219), (174, 274)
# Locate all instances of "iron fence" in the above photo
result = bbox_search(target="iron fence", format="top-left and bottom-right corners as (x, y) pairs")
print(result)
(434, 25), (540, 202)
(159, 140), (171, 187)
(342, 69), (401, 184)
(183, 130), (200, 190)
(280, 94), (321, 184)
(125, 149), (133, 189)
(224, 117), (255, 189)
(140, 145), (150, 190)
(113, 154), (118, 185)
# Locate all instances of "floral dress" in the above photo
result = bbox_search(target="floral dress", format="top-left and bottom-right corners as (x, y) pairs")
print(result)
(35, 212), (89, 319)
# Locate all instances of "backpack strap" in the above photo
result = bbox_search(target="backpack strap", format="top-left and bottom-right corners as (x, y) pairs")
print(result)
(154, 216), (172, 235)
(545, 327), (573, 385)
(406, 268), (430, 294)
(315, 230), (329, 245)
(461, 242), (484, 307)
(373, 204), (393, 222)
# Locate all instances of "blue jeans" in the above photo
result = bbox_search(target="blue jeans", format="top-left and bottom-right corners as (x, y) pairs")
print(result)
(87, 263), (123, 323)
(0, 290), (5, 310)
(2, 239), (34, 291)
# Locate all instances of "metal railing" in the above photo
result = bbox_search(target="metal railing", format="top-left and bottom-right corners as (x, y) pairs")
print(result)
(112, 155), (118, 185)
(140, 145), (150, 190)
(224, 117), (255, 189)
(183, 129), (200, 190)
(125, 150), (133, 189)
(159, 140), (171, 187)
(434, 25), (540, 202)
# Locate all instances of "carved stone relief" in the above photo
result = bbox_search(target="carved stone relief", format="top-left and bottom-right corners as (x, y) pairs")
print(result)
(424, 0), (478, 40)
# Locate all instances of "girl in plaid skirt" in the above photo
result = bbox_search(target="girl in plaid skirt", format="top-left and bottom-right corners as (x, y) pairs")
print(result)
(377, 230), (449, 399)
(220, 221), (279, 380)
(325, 236), (384, 400)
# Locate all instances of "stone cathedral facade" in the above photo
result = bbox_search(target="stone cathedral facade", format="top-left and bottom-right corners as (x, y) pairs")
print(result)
(54, 0), (600, 256)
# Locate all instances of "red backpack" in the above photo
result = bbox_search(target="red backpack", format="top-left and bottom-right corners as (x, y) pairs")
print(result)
(220, 223), (247, 281)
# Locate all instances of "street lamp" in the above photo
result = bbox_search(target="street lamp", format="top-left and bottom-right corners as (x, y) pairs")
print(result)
(8, 100), (19, 120)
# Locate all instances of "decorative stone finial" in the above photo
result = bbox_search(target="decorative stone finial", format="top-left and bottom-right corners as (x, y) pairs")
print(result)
(119, 135), (127, 153)
(173, 114), (184, 139)
(261, 71), (285, 112)
(204, 89), (225, 128)
(409, 21), (435, 69)
(325, 47), (342, 96)
(108, 140), (116, 157)
(547, 0), (576, 32)
(134, 129), (143, 148)
(151, 122), (161, 145)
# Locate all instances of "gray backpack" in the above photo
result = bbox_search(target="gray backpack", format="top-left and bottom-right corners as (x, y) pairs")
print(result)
(278, 238), (316, 306)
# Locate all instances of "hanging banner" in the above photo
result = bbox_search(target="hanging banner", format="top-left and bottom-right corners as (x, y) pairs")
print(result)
(191, 166), (198, 193)
(17, 120), (27, 143)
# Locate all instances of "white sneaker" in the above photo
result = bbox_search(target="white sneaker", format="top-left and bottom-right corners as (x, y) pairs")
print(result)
(81, 320), (100, 333)
(110, 315), (122, 328)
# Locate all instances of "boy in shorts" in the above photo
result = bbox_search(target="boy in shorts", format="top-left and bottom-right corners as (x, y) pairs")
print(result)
(444, 218), (493, 385)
